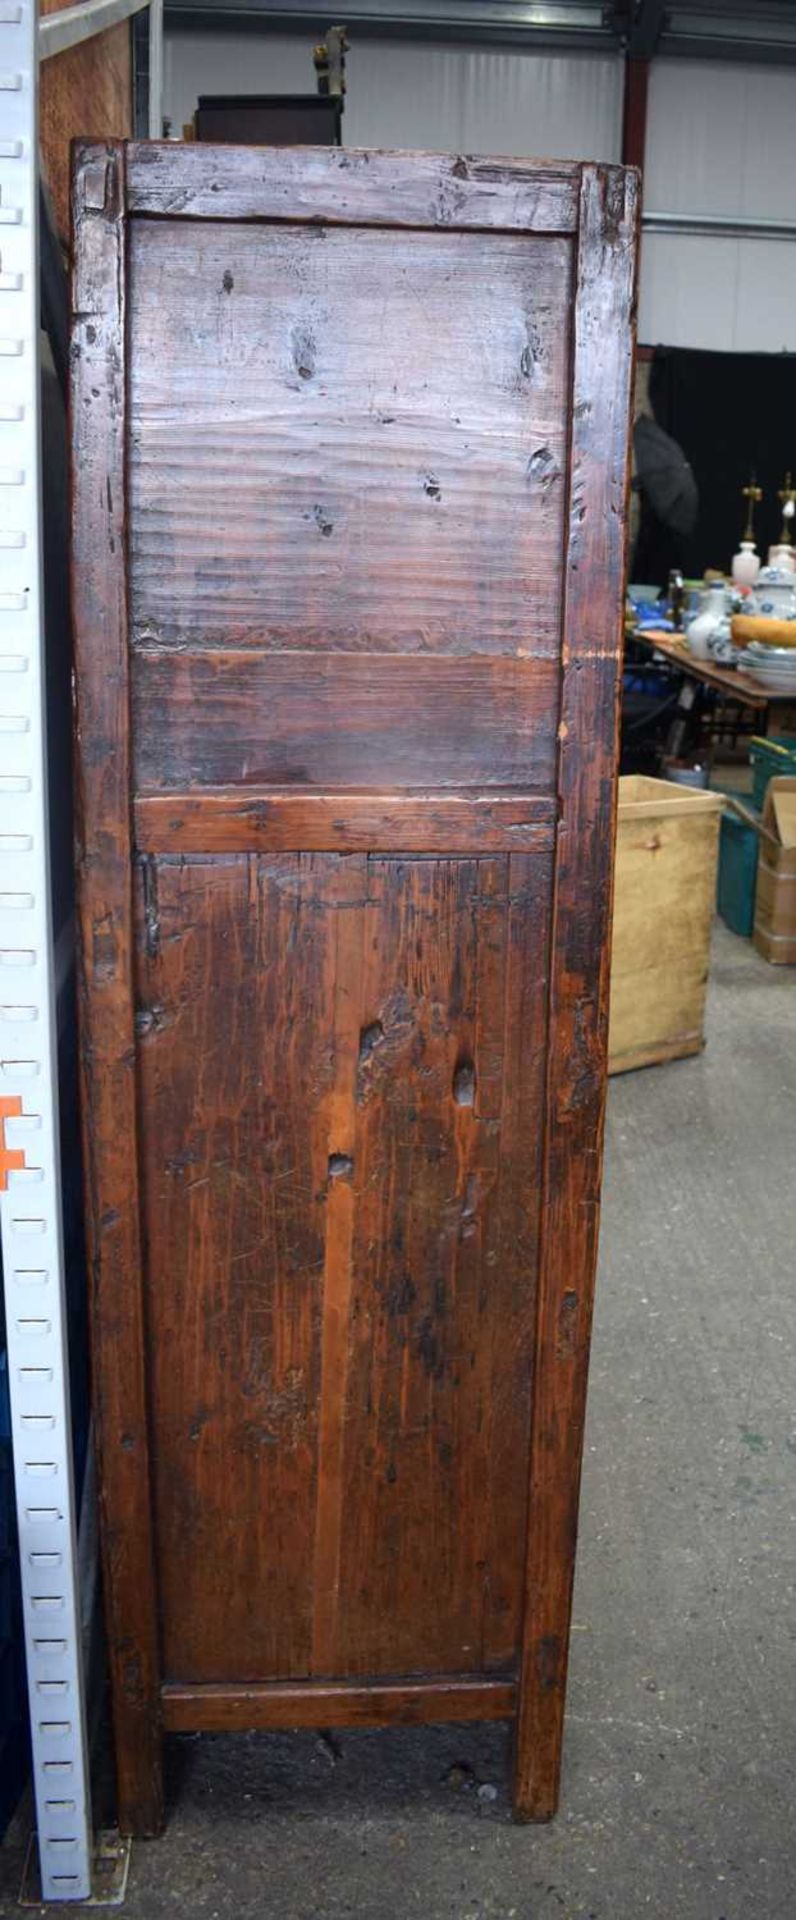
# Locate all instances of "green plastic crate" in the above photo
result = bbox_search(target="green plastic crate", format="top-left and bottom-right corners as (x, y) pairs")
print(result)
(750, 736), (796, 812)
(717, 809), (759, 938)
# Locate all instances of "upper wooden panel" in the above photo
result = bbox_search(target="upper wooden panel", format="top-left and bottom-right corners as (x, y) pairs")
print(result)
(127, 220), (571, 657)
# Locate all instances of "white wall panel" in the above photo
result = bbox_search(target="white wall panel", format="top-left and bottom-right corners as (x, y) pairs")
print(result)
(638, 233), (739, 352)
(164, 31), (622, 162)
(164, 35), (796, 352)
(732, 240), (796, 355)
(645, 59), (796, 221)
(641, 57), (796, 350)
(344, 42), (622, 158)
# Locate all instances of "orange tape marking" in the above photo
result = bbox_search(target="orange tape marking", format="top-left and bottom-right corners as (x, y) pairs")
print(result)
(0, 1095), (25, 1191)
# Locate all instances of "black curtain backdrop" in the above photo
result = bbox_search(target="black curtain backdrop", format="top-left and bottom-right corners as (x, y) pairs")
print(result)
(642, 346), (796, 582)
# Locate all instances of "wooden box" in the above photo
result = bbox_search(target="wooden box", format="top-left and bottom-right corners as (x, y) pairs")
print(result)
(71, 142), (637, 1833)
(754, 778), (796, 964)
(608, 776), (723, 1075)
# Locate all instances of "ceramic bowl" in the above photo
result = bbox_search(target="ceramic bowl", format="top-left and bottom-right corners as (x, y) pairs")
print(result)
(746, 642), (796, 660)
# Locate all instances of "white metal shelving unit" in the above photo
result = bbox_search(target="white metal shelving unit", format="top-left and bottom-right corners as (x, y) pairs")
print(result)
(0, 0), (161, 1900)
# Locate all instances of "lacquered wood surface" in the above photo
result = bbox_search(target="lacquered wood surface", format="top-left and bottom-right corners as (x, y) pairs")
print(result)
(71, 140), (637, 1833)
(134, 848), (554, 1683)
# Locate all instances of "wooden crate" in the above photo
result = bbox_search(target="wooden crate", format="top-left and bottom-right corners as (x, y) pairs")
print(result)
(71, 142), (638, 1831)
(608, 776), (723, 1075)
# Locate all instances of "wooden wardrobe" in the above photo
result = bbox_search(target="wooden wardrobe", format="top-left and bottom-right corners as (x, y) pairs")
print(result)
(71, 141), (638, 1835)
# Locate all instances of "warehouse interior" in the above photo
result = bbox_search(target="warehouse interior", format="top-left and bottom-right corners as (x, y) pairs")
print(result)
(0, 3), (795, 1917)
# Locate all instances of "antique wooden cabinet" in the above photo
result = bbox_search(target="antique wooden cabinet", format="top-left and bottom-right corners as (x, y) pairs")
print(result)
(71, 141), (637, 1836)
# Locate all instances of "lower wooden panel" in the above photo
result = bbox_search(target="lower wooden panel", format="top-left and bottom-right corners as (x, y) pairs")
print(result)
(134, 847), (554, 1686)
(161, 1676), (516, 1732)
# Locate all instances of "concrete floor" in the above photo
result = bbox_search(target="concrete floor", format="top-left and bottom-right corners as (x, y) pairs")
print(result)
(2, 922), (794, 1920)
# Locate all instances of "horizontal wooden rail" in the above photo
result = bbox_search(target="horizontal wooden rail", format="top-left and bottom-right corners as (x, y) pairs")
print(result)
(162, 1675), (517, 1732)
(134, 790), (558, 855)
(126, 142), (580, 233)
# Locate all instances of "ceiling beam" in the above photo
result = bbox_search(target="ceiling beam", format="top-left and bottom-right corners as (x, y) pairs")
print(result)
(163, 0), (796, 63)
(661, 1), (796, 63)
(164, 0), (617, 49)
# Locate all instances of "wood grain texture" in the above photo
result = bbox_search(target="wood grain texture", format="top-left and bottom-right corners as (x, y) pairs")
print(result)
(133, 850), (553, 1684)
(311, 858), (368, 1676)
(127, 220), (571, 656)
(513, 163), (639, 1821)
(132, 652), (559, 793)
(126, 141), (580, 231)
(134, 791), (557, 855)
(41, 2), (131, 240)
(70, 142), (162, 1837)
(334, 852), (553, 1677)
(161, 1676), (516, 1732)
(135, 853), (332, 1683)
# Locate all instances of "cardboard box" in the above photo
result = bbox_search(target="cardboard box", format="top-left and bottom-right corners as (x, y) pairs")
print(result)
(609, 776), (723, 1073)
(754, 777), (796, 965)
